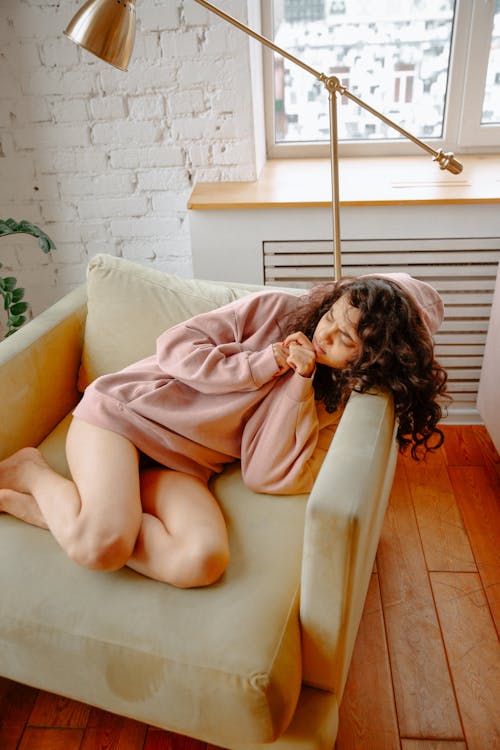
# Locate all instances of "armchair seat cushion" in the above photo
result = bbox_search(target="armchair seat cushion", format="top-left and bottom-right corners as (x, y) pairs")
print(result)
(0, 416), (307, 746)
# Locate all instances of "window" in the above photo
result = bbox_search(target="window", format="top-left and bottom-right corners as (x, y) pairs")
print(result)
(262, 0), (500, 156)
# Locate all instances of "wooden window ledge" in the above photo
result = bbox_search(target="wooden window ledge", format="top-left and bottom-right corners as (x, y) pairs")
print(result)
(188, 154), (500, 210)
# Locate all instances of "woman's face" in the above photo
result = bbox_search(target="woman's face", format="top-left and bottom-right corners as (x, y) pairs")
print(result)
(312, 293), (361, 369)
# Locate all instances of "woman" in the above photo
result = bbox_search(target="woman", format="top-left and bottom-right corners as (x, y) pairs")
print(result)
(0, 272), (448, 588)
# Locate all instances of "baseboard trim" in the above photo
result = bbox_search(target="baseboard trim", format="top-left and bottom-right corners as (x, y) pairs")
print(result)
(442, 405), (482, 425)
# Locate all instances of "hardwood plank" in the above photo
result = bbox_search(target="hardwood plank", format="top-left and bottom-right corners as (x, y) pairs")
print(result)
(431, 572), (500, 750)
(448, 466), (500, 633)
(145, 730), (207, 750)
(401, 445), (445, 469)
(18, 727), (84, 750)
(336, 574), (400, 750)
(404, 460), (476, 572)
(0, 679), (38, 750)
(87, 705), (147, 732)
(83, 706), (148, 747)
(401, 741), (466, 750)
(28, 689), (90, 728)
(376, 469), (463, 739)
(81, 724), (148, 749)
(472, 425), (500, 488)
(441, 425), (485, 467)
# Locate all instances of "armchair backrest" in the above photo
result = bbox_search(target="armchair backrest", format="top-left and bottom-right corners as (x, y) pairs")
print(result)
(78, 253), (300, 390)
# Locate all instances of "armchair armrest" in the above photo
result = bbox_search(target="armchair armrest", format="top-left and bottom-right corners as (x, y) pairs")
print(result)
(0, 286), (87, 460)
(300, 390), (398, 697)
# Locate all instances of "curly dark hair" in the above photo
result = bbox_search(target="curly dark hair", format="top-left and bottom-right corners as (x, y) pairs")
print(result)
(283, 277), (449, 459)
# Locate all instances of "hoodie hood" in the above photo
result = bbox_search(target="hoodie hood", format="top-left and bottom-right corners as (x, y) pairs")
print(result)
(360, 272), (445, 335)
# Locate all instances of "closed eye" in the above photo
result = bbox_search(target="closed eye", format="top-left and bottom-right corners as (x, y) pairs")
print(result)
(341, 332), (357, 346)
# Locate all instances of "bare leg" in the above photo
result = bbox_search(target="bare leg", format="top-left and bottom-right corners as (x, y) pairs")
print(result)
(0, 488), (48, 529)
(0, 419), (143, 571)
(127, 468), (230, 588)
(0, 448), (63, 530)
(0, 421), (229, 587)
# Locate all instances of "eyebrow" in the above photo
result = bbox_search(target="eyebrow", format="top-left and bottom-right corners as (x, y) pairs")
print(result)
(330, 304), (359, 344)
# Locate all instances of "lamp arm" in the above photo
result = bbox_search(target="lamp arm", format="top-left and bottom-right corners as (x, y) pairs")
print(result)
(340, 87), (463, 174)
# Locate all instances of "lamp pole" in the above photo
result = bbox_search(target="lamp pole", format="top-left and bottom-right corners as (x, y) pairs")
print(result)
(193, 0), (347, 278)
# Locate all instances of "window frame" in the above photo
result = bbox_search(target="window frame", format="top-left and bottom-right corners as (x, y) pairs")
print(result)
(261, 0), (500, 158)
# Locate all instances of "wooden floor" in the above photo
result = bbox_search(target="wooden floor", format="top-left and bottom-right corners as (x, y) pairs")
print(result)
(0, 425), (498, 750)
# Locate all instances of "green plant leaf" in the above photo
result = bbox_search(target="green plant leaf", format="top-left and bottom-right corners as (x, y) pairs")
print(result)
(12, 287), (25, 302)
(10, 301), (29, 315)
(2, 277), (17, 291)
(0, 218), (56, 253)
(7, 314), (26, 327)
(38, 236), (51, 252)
(0, 218), (18, 236)
(1, 217), (55, 338)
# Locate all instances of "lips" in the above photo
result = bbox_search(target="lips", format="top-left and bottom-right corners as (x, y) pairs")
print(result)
(313, 338), (325, 356)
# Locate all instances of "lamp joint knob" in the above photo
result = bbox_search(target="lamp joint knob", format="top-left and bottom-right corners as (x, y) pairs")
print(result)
(433, 149), (463, 175)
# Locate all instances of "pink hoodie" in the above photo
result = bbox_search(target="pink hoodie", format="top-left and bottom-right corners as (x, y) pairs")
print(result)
(361, 272), (445, 334)
(74, 291), (334, 494)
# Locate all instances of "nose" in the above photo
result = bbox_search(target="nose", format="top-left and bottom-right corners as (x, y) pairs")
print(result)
(323, 321), (338, 344)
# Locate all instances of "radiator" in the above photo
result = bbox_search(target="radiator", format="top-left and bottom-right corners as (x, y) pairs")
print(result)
(263, 237), (500, 423)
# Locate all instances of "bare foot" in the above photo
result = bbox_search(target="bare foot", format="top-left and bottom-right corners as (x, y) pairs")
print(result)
(0, 488), (48, 529)
(0, 447), (49, 494)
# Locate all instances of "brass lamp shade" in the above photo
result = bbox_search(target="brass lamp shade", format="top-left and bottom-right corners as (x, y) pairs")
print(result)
(64, 0), (136, 71)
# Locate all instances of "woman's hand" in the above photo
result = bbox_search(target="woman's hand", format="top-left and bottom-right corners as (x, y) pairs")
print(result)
(283, 332), (317, 377)
(272, 342), (291, 376)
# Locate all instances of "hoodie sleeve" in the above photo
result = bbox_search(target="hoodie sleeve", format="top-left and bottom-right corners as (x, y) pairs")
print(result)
(154, 292), (291, 395)
(240, 369), (325, 495)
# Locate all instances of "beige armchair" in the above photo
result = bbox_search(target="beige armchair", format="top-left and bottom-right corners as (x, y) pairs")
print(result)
(0, 254), (397, 749)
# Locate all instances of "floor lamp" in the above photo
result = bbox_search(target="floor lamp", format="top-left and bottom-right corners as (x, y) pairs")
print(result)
(64, 0), (463, 280)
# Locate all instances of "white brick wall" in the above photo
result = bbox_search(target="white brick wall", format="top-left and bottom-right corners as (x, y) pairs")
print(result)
(0, 0), (261, 320)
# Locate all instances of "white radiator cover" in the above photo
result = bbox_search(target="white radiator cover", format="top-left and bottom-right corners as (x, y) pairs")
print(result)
(263, 236), (500, 424)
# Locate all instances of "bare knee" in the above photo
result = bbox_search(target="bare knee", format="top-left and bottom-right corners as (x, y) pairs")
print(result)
(174, 539), (230, 589)
(67, 529), (136, 572)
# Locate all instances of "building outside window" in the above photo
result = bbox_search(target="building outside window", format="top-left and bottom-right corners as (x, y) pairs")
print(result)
(282, 0), (326, 23)
(262, 0), (500, 156)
